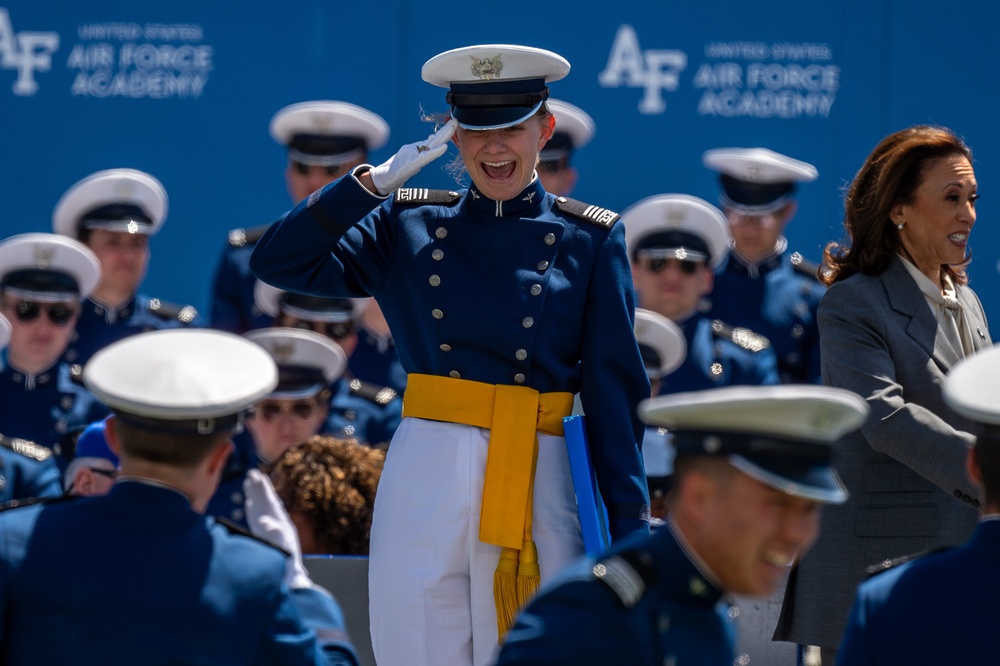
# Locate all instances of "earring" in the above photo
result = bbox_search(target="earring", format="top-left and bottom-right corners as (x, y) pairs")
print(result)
(896, 221), (905, 230)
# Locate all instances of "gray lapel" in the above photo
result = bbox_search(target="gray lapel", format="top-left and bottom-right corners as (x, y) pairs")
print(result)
(956, 283), (992, 351)
(882, 257), (962, 370)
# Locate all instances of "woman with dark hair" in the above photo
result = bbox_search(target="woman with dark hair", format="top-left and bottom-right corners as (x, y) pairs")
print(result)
(776, 125), (992, 663)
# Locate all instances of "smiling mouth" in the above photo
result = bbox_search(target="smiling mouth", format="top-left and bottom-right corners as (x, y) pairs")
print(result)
(763, 551), (796, 568)
(949, 233), (968, 243)
(482, 160), (516, 180)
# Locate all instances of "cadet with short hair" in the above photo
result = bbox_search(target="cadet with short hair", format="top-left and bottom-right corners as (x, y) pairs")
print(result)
(52, 168), (201, 366)
(702, 148), (825, 384)
(495, 384), (868, 665)
(0, 328), (358, 665)
(624, 194), (780, 394)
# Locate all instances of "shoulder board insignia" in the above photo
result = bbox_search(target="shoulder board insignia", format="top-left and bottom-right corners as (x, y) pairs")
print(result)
(591, 549), (656, 609)
(148, 299), (199, 325)
(393, 188), (461, 206)
(789, 252), (822, 282)
(864, 547), (950, 579)
(215, 516), (291, 558)
(711, 320), (771, 352)
(0, 434), (53, 461)
(348, 378), (397, 405)
(0, 494), (77, 513)
(227, 223), (270, 248)
(554, 197), (620, 228)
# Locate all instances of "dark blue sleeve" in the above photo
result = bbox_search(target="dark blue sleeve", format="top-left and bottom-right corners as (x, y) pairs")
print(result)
(291, 585), (360, 666)
(249, 170), (391, 299)
(17, 456), (62, 500)
(836, 587), (876, 666)
(577, 221), (651, 542)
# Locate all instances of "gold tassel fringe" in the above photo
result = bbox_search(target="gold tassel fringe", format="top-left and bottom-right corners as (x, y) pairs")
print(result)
(494, 546), (520, 643)
(516, 539), (541, 608)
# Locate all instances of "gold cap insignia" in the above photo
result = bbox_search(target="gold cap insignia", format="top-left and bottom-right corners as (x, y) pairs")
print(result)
(470, 54), (503, 80)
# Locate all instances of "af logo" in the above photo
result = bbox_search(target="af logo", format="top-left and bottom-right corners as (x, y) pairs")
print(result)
(599, 25), (687, 115)
(0, 8), (59, 96)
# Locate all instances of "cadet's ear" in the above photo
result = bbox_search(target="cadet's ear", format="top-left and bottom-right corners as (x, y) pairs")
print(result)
(967, 446), (982, 488)
(104, 416), (121, 456)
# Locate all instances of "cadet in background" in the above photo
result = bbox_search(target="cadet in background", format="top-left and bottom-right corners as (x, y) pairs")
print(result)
(702, 147), (825, 384)
(52, 168), (201, 366)
(0, 233), (108, 466)
(623, 193), (779, 394)
(536, 99), (594, 197)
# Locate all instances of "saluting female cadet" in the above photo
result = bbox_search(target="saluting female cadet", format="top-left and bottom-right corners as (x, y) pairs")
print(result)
(250, 44), (650, 666)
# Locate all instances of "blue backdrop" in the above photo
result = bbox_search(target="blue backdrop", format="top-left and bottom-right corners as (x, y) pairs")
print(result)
(2, 0), (997, 322)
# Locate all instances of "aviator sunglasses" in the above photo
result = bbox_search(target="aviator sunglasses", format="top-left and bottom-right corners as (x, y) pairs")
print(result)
(642, 257), (704, 276)
(254, 400), (321, 423)
(11, 301), (79, 326)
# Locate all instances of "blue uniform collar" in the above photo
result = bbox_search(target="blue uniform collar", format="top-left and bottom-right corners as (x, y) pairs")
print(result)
(659, 518), (726, 608)
(728, 237), (787, 278)
(467, 176), (545, 218)
(86, 293), (138, 324)
(3, 360), (58, 390)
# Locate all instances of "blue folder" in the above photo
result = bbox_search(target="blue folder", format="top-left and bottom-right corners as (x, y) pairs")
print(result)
(563, 414), (611, 558)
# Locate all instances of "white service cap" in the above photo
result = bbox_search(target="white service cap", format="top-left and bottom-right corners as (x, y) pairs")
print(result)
(0, 232), (101, 301)
(270, 100), (390, 167)
(622, 194), (731, 270)
(53, 168), (168, 239)
(245, 327), (348, 399)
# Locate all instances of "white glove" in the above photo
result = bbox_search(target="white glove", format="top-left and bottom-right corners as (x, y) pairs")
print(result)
(244, 469), (312, 590)
(369, 119), (458, 195)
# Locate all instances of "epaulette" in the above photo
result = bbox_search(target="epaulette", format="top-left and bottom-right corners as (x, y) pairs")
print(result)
(392, 188), (462, 206)
(864, 547), (951, 579)
(227, 223), (270, 248)
(0, 434), (53, 462)
(0, 494), (77, 513)
(554, 196), (620, 228)
(348, 378), (398, 406)
(591, 549), (656, 609)
(148, 299), (199, 325)
(215, 516), (291, 558)
(789, 252), (822, 282)
(711, 320), (771, 352)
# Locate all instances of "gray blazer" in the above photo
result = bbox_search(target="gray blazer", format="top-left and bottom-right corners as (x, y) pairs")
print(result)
(775, 256), (992, 649)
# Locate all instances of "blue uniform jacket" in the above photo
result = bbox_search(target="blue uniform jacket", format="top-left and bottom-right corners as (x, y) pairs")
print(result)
(0, 362), (108, 460)
(659, 312), (780, 395)
(708, 248), (824, 384)
(249, 171), (651, 540)
(65, 293), (203, 366)
(348, 327), (408, 394)
(210, 227), (274, 334)
(0, 439), (61, 503)
(837, 519), (1000, 665)
(205, 428), (259, 526)
(326, 377), (402, 447)
(496, 520), (736, 665)
(0, 480), (358, 665)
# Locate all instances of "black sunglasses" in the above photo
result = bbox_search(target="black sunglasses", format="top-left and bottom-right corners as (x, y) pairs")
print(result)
(291, 319), (355, 340)
(292, 161), (345, 177)
(89, 467), (118, 479)
(644, 257), (704, 276)
(13, 301), (79, 326)
(255, 400), (320, 423)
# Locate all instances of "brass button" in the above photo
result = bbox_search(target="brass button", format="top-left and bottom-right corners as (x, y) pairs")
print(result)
(432, 309), (444, 319)
(432, 249), (444, 260)
(435, 227), (448, 239)
(429, 275), (441, 287)
(522, 317), (534, 328)
(530, 284), (542, 296)
(440, 344), (452, 352)
(537, 260), (549, 271)
(449, 370), (461, 378)
(515, 349), (527, 361)
(544, 233), (556, 245)
(514, 373), (526, 384)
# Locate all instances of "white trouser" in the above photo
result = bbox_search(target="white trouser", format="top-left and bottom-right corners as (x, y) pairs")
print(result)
(369, 417), (584, 666)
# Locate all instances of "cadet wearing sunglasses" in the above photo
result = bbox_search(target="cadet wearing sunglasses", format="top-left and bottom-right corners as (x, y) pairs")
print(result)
(0, 234), (109, 469)
(624, 194), (780, 395)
